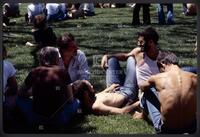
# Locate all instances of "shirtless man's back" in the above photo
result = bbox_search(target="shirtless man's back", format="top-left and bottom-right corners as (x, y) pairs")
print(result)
(153, 66), (197, 130)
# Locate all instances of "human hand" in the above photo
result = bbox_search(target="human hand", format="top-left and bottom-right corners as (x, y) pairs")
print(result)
(101, 55), (108, 70)
(106, 84), (120, 93)
(73, 80), (94, 94)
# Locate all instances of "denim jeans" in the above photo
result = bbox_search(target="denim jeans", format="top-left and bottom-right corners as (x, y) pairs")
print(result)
(16, 97), (80, 128)
(157, 4), (174, 25)
(46, 9), (66, 22)
(181, 66), (197, 74)
(140, 87), (163, 133)
(106, 57), (138, 103)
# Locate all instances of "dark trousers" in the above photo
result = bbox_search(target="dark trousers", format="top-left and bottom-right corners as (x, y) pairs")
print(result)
(132, 4), (150, 25)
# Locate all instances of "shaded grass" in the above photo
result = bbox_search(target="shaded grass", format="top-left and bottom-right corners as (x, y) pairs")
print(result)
(2, 3), (197, 134)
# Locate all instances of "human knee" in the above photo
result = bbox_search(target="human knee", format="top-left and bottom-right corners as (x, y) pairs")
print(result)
(127, 56), (136, 64)
(108, 57), (119, 65)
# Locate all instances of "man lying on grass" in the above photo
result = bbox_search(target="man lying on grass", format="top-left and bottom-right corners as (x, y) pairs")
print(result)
(134, 51), (197, 134)
(73, 81), (139, 115)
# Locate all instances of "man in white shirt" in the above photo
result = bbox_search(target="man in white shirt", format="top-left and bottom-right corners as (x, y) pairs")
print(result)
(57, 33), (90, 82)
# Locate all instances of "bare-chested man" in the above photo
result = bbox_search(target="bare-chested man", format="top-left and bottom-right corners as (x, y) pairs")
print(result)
(137, 51), (197, 134)
(71, 80), (139, 115)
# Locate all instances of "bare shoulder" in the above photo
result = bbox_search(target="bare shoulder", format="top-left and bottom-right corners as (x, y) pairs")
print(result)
(128, 47), (141, 57)
(181, 70), (197, 87)
(133, 47), (141, 54)
(189, 72), (197, 84)
(182, 71), (197, 80)
(151, 72), (166, 81)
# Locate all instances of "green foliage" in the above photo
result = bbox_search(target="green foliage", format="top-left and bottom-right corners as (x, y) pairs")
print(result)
(2, 3), (197, 134)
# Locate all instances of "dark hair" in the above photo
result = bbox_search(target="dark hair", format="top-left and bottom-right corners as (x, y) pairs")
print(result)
(157, 51), (179, 66)
(75, 84), (95, 114)
(57, 33), (75, 49)
(138, 27), (159, 44)
(33, 14), (47, 29)
(39, 46), (59, 66)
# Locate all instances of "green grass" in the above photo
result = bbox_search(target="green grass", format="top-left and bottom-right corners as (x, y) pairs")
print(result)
(3, 3), (197, 134)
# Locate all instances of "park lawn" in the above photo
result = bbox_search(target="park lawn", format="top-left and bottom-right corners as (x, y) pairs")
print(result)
(2, 3), (197, 134)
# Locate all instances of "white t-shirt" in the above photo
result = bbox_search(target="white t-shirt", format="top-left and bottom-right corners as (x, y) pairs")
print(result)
(3, 60), (16, 101)
(27, 3), (45, 18)
(46, 3), (60, 15)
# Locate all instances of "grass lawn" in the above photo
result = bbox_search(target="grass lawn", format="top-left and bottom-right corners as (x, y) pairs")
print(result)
(2, 3), (197, 134)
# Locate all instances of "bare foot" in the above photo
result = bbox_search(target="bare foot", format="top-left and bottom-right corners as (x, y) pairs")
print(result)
(26, 42), (36, 47)
(132, 111), (145, 120)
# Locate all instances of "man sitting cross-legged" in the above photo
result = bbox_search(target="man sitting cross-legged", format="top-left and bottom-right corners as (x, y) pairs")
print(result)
(134, 51), (197, 134)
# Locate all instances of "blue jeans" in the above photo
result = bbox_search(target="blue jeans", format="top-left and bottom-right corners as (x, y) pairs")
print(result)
(46, 9), (66, 22)
(158, 4), (174, 25)
(106, 57), (138, 103)
(181, 66), (197, 74)
(16, 97), (80, 128)
(140, 87), (163, 133)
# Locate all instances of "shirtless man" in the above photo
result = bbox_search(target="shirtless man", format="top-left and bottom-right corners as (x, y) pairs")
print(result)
(100, 27), (160, 109)
(18, 47), (80, 127)
(72, 80), (140, 115)
(138, 51), (197, 134)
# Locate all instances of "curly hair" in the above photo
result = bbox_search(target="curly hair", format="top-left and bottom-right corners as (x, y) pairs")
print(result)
(137, 27), (159, 44)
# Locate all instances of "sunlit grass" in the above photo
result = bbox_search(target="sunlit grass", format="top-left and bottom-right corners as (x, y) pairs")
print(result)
(3, 3), (197, 134)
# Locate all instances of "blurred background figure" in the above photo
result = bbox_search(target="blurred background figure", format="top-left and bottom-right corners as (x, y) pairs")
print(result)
(184, 3), (197, 16)
(46, 3), (68, 22)
(66, 3), (85, 19)
(3, 3), (20, 17)
(26, 14), (57, 48)
(79, 3), (95, 16)
(157, 4), (174, 25)
(25, 3), (46, 23)
(132, 4), (150, 25)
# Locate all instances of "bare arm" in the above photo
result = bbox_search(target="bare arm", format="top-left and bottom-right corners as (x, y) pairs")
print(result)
(139, 76), (155, 92)
(18, 84), (32, 98)
(5, 76), (18, 96)
(18, 71), (33, 98)
(65, 84), (74, 102)
(100, 84), (120, 93)
(92, 102), (124, 115)
(101, 48), (139, 70)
